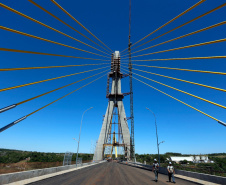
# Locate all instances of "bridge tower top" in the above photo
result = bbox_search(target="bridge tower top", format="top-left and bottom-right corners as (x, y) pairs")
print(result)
(110, 51), (121, 75)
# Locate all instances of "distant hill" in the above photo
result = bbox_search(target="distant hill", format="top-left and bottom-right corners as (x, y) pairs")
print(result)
(1, 148), (225, 164)
(0, 148), (93, 163)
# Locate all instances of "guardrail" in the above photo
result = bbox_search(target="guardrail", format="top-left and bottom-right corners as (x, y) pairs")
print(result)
(0, 160), (104, 184)
(175, 166), (226, 177)
(122, 161), (226, 184)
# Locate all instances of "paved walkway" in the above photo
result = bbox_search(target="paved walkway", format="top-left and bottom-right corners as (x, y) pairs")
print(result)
(174, 174), (220, 185)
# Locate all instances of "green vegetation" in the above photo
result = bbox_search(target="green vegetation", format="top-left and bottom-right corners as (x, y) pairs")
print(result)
(0, 148), (93, 163)
(135, 153), (226, 177)
(135, 152), (180, 164)
(205, 157), (226, 172)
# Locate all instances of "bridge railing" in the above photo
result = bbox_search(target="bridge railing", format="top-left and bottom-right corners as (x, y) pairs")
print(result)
(122, 161), (226, 184)
(0, 160), (105, 184)
(175, 165), (226, 177)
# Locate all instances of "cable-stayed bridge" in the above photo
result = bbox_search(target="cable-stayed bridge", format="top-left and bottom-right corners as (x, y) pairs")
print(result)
(0, 0), (225, 184)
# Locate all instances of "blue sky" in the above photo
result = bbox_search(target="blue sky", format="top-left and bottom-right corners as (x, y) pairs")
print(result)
(0, 0), (226, 155)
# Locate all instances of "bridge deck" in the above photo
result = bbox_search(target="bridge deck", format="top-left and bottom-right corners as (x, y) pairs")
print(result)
(28, 162), (197, 185)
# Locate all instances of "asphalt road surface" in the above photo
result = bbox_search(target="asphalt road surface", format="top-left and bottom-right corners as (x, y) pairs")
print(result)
(29, 162), (198, 185)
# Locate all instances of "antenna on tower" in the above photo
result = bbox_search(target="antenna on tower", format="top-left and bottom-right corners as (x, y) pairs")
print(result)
(128, 0), (135, 162)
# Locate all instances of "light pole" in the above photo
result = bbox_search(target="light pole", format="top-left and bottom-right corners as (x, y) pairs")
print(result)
(73, 138), (78, 165)
(146, 107), (161, 167)
(76, 107), (93, 167)
(158, 141), (165, 146)
(158, 141), (165, 164)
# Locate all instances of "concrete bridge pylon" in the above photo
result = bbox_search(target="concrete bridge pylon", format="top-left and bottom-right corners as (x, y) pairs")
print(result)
(93, 51), (131, 161)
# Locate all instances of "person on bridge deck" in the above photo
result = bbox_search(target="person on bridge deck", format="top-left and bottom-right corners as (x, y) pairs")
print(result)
(167, 162), (176, 183)
(152, 159), (159, 182)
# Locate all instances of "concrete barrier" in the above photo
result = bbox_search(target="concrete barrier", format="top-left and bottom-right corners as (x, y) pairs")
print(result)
(0, 161), (103, 185)
(175, 169), (226, 185)
(124, 162), (226, 184)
